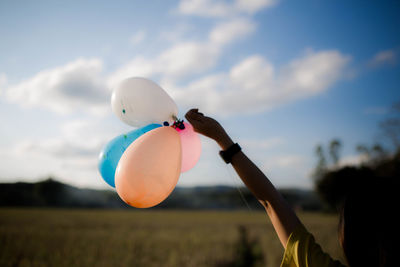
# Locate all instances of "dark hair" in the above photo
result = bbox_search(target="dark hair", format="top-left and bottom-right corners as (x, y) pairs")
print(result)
(338, 177), (398, 267)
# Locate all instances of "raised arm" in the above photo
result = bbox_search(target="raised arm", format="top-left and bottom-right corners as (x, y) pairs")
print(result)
(185, 109), (301, 247)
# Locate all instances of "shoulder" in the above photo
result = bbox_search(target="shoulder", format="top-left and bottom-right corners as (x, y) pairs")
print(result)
(280, 224), (346, 267)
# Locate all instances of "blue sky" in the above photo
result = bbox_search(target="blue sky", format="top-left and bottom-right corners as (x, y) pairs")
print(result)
(0, 0), (399, 189)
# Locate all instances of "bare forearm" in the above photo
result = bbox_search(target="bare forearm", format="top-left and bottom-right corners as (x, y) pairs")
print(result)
(217, 132), (301, 247)
(184, 108), (302, 247)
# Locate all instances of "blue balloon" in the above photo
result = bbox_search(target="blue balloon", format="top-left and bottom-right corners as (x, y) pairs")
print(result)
(98, 123), (162, 187)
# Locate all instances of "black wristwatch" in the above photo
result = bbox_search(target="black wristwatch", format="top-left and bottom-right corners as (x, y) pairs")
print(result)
(219, 143), (241, 164)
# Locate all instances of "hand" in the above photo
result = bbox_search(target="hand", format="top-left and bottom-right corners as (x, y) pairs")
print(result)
(185, 108), (223, 139)
(185, 109), (234, 149)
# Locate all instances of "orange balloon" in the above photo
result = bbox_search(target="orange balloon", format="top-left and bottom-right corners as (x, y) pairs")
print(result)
(115, 126), (182, 208)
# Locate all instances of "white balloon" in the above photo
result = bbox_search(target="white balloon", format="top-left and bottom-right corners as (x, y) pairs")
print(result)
(111, 77), (178, 127)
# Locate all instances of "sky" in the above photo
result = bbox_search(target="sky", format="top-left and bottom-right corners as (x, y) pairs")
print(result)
(0, 0), (399, 190)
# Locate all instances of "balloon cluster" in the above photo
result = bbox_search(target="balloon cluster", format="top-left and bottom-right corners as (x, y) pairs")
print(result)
(98, 77), (201, 208)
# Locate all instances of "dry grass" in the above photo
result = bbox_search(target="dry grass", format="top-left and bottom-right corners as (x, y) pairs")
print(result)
(0, 208), (345, 267)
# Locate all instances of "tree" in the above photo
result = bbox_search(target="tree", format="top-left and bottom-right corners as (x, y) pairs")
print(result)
(313, 101), (400, 211)
(312, 139), (341, 181)
(315, 166), (375, 210)
(312, 144), (327, 180)
(379, 101), (400, 150)
(329, 139), (341, 166)
(356, 143), (389, 167)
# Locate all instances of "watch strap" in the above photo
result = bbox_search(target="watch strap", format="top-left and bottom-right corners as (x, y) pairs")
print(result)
(219, 143), (241, 164)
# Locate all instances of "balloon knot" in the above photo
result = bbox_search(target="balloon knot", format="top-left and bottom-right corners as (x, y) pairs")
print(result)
(172, 118), (185, 130)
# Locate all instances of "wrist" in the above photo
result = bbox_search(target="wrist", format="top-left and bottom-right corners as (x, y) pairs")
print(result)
(215, 131), (234, 150)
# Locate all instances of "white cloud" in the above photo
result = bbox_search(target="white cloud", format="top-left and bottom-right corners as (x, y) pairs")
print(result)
(13, 118), (110, 160)
(279, 50), (350, 95)
(108, 42), (219, 87)
(5, 117), (122, 188)
(158, 41), (220, 78)
(0, 73), (7, 96)
(3, 34), (349, 122)
(229, 55), (274, 91)
(234, 0), (277, 14)
(130, 30), (146, 45)
(267, 155), (304, 168)
(172, 50), (351, 116)
(177, 0), (232, 17)
(14, 138), (98, 160)
(108, 18), (255, 86)
(368, 49), (397, 68)
(4, 58), (109, 115)
(177, 0), (277, 17)
(209, 18), (256, 45)
(107, 56), (158, 89)
(3, 16), (257, 116)
(159, 18), (254, 78)
(261, 154), (313, 188)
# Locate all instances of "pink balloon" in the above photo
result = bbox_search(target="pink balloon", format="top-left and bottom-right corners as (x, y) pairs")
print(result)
(177, 122), (202, 172)
(115, 126), (182, 208)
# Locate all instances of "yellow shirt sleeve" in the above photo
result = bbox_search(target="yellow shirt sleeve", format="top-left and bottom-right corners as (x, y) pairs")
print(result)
(280, 224), (346, 267)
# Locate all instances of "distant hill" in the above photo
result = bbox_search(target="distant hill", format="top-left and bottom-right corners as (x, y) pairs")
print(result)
(0, 179), (322, 211)
(0, 179), (127, 208)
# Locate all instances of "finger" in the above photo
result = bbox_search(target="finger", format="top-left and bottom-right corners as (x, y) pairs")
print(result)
(185, 109), (195, 119)
(187, 116), (203, 124)
(185, 109), (202, 120)
(186, 114), (205, 127)
(191, 109), (205, 118)
(185, 112), (200, 123)
(185, 111), (194, 120)
(186, 108), (199, 115)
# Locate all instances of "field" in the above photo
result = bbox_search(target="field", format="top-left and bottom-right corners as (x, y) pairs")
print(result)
(0, 208), (345, 267)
